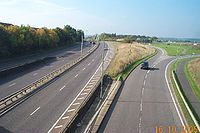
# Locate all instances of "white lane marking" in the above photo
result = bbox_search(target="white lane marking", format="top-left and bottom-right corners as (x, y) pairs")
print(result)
(140, 103), (143, 111)
(84, 89), (91, 92)
(33, 73), (38, 76)
(139, 117), (142, 133)
(55, 125), (63, 129)
(165, 60), (185, 127)
(60, 85), (66, 91)
(62, 116), (69, 120)
(30, 107), (40, 116)
(88, 63), (91, 66)
(73, 103), (80, 106)
(82, 67), (86, 70)
(145, 74), (147, 79)
(147, 70), (150, 74)
(143, 80), (146, 86)
(75, 74), (78, 78)
(142, 88), (144, 95)
(9, 83), (16, 87)
(81, 93), (88, 96)
(67, 109), (75, 112)
(77, 97), (85, 100)
(92, 59), (94, 62)
(48, 48), (110, 133)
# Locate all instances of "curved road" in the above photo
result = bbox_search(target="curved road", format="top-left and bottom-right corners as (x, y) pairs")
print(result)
(0, 43), (110, 133)
(99, 48), (185, 133)
(177, 59), (200, 120)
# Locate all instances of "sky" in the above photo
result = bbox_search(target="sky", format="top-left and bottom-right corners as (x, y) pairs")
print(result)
(0, 0), (200, 38)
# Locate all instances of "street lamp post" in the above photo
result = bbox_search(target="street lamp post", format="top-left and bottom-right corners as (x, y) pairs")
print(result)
(100, 41), (105, 99)
(81, 35), (83, 56)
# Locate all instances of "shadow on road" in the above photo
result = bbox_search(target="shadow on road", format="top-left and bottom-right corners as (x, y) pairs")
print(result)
(0, 126), (12, 133)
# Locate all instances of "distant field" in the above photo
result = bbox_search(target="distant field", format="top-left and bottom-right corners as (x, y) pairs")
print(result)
(153, 43), (200, 56)
(106, 42), (155, 78)
(186, 58), (200, 100)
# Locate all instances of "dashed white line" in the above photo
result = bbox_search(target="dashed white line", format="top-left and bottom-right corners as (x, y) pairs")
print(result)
(147, 70), (150, 74)
(60, 85), (66, 91)
(67, 109), (75, 112)
(30, 107), (40, 116)
(92, 59), (94, 62)
(75, 74), (78, 78)
(140, 103), (143, 111)
(82, 67), (86, 70)
(73, 102), (80, 106)
(145, 74), (148, 79)
(33, 73), (38, 76)
(9, 83), (16, 87)
(62, 116), (69, 120)
(143, 80), (146, 86)
(55, 125), (63, 129)
(88, 63), (91, 66)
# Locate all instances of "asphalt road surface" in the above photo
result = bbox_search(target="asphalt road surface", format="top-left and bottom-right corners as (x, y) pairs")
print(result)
(99, 49), (184, 133)
(0, 43), (109, 133)
(177, 59), (200, 120)
(0, 43), (92, 99)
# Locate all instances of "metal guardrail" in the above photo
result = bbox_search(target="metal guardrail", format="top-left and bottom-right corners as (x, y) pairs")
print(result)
(0, 44), (99, 116)
(48, 42), (115, 133)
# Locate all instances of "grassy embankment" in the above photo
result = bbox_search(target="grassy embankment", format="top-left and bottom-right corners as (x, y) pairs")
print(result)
(106, 42), (156, 80)
(170, 59), (196, 126)
(153, 43), (200, 56)
(185, 58), (200, 101)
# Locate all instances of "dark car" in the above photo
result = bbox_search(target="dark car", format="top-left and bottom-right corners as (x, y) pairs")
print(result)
(141, 61), (149, 69)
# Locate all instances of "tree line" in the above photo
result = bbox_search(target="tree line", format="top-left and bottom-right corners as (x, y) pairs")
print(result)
(0, 23), (84, 58)
(96, 33), (158, 43)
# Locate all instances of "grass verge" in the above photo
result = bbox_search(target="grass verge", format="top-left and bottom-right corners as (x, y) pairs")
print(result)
(153, 42), (200, 56)
(169, 59), (197, 126)
(106, 42), (156, 80)
(185, 58), (200, 101)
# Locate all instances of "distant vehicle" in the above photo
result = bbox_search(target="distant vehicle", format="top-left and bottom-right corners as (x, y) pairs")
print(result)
(92, 42), (95, 44)
(141, 61), (149, 69)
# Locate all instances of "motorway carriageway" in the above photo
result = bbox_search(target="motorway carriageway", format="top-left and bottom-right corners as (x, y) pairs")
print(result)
(0, 43), (109, 133)
(0, 43), (92, 99)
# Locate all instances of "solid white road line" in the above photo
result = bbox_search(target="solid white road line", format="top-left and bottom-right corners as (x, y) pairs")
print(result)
(9, 83), (16, 87)
(165, 59), (185, 127)
(48, 46), (110, 133)
(30, 107), (40, 116)
(60, 85), (66, 91)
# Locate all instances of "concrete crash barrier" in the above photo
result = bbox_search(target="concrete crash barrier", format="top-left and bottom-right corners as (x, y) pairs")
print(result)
(0, 44), (99, 116)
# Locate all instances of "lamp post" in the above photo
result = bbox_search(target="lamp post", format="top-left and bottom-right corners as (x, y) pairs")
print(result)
(81, 35), (83, 56)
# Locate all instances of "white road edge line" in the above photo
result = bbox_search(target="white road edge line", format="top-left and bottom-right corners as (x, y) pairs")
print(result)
(48, 45), (109, 133)
(30, 107), (40, 116)
(165, 59), (185, 127)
